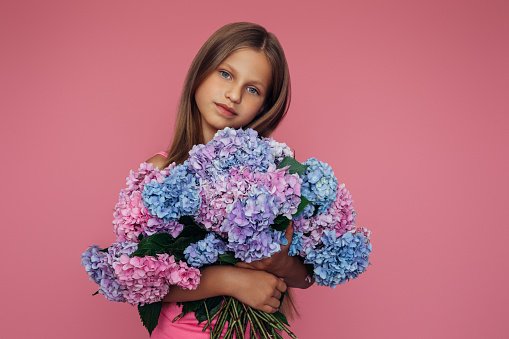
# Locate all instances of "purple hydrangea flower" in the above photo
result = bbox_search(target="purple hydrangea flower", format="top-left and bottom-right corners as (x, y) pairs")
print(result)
(81, 242), (139, 302)
(101, 242), (139, 302)
(142, 219), (184, 238)
(222, 188), (283, 262)
(81, 245), (106, 284)
(187, 128), (275, 181)
(261, 137), (293, 166)
(184, 233), (227, 268)
(257, 166), (302, 218)
(229, 228), (284, 263)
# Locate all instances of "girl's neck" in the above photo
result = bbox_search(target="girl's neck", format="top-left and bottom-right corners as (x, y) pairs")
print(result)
(202, 129), (216, 144)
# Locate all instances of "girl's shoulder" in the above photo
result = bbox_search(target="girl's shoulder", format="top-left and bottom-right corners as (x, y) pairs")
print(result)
(146, 151), (168, 170)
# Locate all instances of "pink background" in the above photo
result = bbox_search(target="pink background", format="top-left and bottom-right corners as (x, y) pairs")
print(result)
(1, 1), (508, 338)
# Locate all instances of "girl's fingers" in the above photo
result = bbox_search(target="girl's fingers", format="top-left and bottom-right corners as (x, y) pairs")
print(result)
(266, 297), (281, 310)
(276, 279), (287, 293)
(273, 290), (281, 300)
(235, 262), (251, 269)
(261, 305), (278, 314)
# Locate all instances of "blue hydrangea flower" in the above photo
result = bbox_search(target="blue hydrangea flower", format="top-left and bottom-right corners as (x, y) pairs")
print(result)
(294, 203), (315, 219)
(187, 128), (275, 181)
(288, 231), (304, 256)
(304, 230), (372, 288)
(184, 233), (227, 268)
(142, 163), (201, 222)
(300, 158), (338, 214)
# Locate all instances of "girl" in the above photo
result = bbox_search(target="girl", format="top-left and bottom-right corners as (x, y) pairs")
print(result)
(147, 22), (313, 338)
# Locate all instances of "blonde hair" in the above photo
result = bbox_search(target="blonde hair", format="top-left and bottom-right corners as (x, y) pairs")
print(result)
(164, 22), (291, 167)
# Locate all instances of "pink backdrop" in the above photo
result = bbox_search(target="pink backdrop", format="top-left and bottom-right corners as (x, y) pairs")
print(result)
(1, 1), (508, 338)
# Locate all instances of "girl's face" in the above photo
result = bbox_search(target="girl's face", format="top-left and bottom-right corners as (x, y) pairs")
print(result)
(195, 48), (272, 143)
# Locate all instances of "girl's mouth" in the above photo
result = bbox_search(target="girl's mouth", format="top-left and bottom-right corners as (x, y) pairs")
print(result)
(215, 103), (237, 117)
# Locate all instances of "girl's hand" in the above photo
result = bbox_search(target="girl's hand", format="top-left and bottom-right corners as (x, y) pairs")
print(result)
(225, 268), (287, 314)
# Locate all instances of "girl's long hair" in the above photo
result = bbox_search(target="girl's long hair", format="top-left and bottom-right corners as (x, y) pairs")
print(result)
(164, 22), (298, 318)
(164, 22), (291, 167)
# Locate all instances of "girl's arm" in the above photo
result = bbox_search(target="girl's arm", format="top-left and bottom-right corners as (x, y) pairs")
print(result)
(163, 265), (287, 314)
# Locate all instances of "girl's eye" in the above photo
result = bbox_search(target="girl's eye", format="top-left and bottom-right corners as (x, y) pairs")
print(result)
(220, 71), (231, 79)
(247, 87), (259, 95)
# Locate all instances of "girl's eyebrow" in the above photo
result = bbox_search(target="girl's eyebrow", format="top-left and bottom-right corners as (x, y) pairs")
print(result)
(222, 63), (267, 90)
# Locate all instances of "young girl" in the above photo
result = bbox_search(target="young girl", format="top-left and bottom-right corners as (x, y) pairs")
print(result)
(146, 22), (313, 338)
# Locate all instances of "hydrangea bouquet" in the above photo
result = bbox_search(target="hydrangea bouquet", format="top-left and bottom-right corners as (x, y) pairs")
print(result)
(81, 127), (372, 338)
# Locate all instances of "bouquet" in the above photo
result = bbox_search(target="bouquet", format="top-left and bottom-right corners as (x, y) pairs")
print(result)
(81, 127), (372, 338)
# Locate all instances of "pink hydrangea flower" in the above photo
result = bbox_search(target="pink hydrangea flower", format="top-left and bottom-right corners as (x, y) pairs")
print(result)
(257, 166), (301, 218)
(294, 183), (355, 237)
(195, 178), (232, 235)
(169, 261), (201, 290)
(329, 183), (356, 237)
(113, 253), (200, 306)
(113, 162), (176, 242)
(354, 226), (372, 241)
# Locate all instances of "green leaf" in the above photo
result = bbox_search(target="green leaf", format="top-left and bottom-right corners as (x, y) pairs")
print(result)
(131, 222), (208, 258)
(180, 299), (203, 315)
(218, 252), (241, 265)
(138, 301), (163, 336)
(131, 233), (173, 257)
(277, 156), (309, 175)
(206, 296), (223, 319)
(180, 296), (223, 325)
(194, 303), (209, 324)
(170, 232), (207, 251)
(292, 196), (311, 218)
(178, 215), (202, 229)
(150, 233), (175, 247)
(271, 216), (290, 231)
(273, 311), (289, 326)
(92, 290), (99, 296)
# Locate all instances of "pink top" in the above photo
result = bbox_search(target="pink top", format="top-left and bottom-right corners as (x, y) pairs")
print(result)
(154, 151), (169, 158)
(151, 302), (229, 338)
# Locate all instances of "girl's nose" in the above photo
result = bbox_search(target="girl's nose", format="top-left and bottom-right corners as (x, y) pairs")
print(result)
(225, 85), (241, 103)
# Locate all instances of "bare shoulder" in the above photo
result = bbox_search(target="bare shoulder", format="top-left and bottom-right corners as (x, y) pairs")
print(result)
(145, 154), (168, 170)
